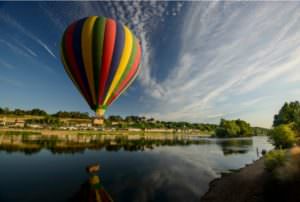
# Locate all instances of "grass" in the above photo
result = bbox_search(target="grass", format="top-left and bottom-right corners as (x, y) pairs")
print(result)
(264, 149), (287, 172)
(0, 130), (41, 136)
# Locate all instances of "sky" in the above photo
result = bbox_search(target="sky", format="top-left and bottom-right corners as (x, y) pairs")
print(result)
(1, 1), (300, 128)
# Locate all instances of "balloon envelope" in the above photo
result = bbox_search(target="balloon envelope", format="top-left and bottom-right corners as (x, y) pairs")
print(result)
(61, 16), (142, 116)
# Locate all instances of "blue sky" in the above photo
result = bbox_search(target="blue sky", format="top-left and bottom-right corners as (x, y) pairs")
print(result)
(1, 2), (300, 128)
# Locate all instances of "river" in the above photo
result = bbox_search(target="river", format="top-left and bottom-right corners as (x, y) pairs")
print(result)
(0, 135), (273, 202)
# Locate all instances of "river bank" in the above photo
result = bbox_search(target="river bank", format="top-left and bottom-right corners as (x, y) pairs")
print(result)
(0, 128), (211, 137)
(201, 148), (300, 202)
(201, 157), (267, 202)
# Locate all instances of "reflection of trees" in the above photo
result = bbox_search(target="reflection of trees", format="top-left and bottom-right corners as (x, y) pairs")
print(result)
(0, 135), (210, 154)
(216, 138), (253, 156)
(0, 145), (42, 155)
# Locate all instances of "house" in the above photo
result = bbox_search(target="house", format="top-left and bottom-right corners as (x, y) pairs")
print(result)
(13, 119), (25, 128)
(111, 121), (120, 126)
(0, 120), (6, 127)
(75, 123), (92, 128)
(26, 123), (43, 129)
(128, 128), (142, 132)
(145, 128), (174, 133)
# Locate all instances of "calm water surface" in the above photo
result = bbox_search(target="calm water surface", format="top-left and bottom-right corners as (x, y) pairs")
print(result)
(0, 135), (273, 202)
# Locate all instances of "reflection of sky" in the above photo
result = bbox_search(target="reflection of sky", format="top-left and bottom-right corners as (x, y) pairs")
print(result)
(0, 137), (273, 202)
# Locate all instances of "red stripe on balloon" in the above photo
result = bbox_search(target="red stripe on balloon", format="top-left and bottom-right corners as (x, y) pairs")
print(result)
(64, 23), (92, 105)
(107, 42), (141, 105)
(98, 19), (116, 105)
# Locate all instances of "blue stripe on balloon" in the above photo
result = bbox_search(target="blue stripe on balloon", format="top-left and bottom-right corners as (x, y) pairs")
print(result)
(72, 17), (93, 107)
(103, 22), (125, 100)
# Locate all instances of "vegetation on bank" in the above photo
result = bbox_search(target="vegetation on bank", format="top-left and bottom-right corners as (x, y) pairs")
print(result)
(0, 107), (89, 119)
(214, 119), (253, 137)
(264, 149), (287, 172)
(268, 101), (300, 149)
(0, 130), (41, 136)
(213, 119), (268, 138)
(268, 125), (296, 149)
(264, 101), (300, 174)
(0, 107), (270, 135)
(0, 107), (218, 132)
(262, 101), (300, 202)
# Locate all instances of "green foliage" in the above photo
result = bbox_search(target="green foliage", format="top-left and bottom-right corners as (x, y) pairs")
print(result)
(215, 119), (253, 137)
(104, 115), (217, 131)
(0, 131), (41, 136)
(273, 101), (300, 127)
(269, 125), (296, 149)
(29, 108), (47, 116)
(236, 119), (253, 136)
(0, 107), (48, 116)
(264, 150), (287, 172)
(52, 111), (89, 119)
(0, 107), (220, 132)
(108, 115), (123, 122)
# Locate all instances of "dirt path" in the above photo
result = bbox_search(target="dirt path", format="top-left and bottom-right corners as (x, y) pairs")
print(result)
(201, 158), (267, 202)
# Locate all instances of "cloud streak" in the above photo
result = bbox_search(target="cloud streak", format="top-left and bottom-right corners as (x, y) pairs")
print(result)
(0, 58), (14, 69)
(0, 11), (56, 59)
(139, 2), (300, 127)
(0, 77), (22, 87)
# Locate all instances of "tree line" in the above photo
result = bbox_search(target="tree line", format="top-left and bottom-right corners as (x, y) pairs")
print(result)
(0, 107), (270, 133)
(105, 115), (218, 131)
(0, 107), (89, 119)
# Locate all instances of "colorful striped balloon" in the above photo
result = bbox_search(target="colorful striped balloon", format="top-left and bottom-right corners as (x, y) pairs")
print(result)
(61, 16), (142, 117)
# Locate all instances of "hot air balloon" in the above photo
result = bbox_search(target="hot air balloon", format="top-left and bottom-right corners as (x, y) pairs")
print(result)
(60, 16), (142, 125)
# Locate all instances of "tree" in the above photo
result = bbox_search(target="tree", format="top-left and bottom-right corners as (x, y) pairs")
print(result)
(216, 119), (240, 137)
(108, 115), (123, 122)
(236, 119), (253, 136)
(30, 108), (47, 116)
(215, 119), (253, 138)
(14, 108), (25, 115)
(273, 101), (300, 127)
(52, 111), (89, 119)
(269, 124), (296, 149)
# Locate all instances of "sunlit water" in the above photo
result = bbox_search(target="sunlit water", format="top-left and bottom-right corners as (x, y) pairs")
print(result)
(0, 135), (273, 202)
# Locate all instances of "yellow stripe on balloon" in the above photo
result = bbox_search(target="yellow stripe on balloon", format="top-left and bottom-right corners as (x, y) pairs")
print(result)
(103, 26), (133, 105)
(110, 64), (141, 106)
(81, 16), (97, 105)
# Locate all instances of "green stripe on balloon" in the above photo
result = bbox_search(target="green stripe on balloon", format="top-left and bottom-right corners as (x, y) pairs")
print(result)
(92, 16), (106, 109)
(108, 36), (137, 103)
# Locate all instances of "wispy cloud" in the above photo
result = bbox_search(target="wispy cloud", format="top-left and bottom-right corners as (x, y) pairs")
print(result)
(0, 39), (54, 73)
(139, 2), (300, 127)
(17, 42), (37, 57)
(0, 39), (32, 58)
(0, 77), (22, 87)
(0, 58), (14, 69)
(0, 11), (57, 59)
(102, 2), (184, 98)
(241, 96), (270, 107)
(35, 38), (56, 58)
(1, 2), (299, 127)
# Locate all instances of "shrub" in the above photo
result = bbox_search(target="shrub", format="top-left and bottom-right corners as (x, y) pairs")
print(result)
(265, 147), (300, 181)
(264, 150), (287, 172)
(215, 119), (252, 138)
(269, 125), (296, 149)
